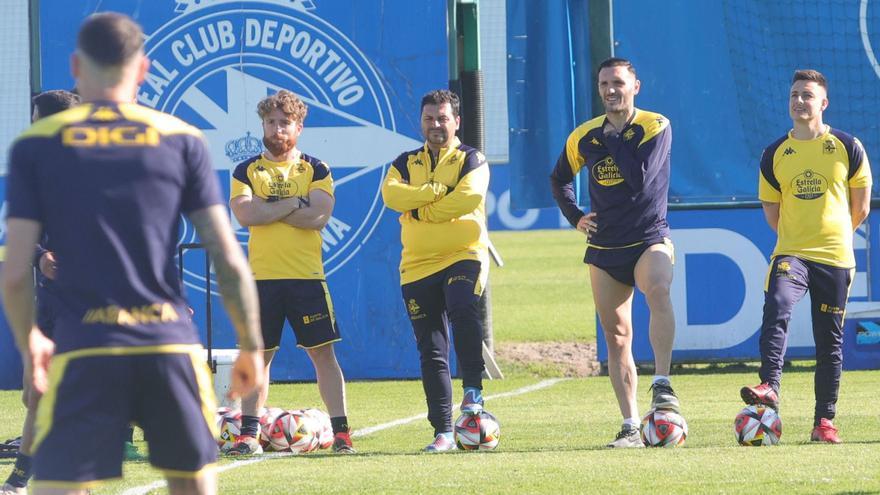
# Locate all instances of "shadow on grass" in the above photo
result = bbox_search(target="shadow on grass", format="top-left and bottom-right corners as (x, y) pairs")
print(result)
(636, 360), (820, 376)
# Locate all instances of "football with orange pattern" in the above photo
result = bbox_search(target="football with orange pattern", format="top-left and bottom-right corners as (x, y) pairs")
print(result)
(734, 405), (781, 446)
(640, 409), (688, 447)
(454, 411), (500, 450)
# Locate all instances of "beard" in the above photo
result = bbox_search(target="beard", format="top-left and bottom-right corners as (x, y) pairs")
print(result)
(263, 135), (295, 157)
(425, 128), (448, 145)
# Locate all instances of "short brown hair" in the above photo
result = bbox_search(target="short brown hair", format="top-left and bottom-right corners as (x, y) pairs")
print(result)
(598, 57), (636, 77)
(257, 90), (308, 123)
(77, 13), (144, 67)
(32, 90), (81, 118)
(792, 69), (827, 91)
(420, 89), (460, 117)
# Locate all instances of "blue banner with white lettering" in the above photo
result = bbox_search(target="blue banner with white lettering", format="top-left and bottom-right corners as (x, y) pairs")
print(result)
(22, 0), (447, 383)
(597, 208), (880, 369)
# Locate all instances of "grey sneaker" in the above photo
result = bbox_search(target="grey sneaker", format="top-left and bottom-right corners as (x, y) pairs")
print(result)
(606, 425), (644, 448)
(225, 435), (263, 456)
(424, 433), (457, 453)
(650, 379), (680, 413)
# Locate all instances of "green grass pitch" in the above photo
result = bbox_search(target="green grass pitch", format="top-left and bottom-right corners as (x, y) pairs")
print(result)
(0, 230), (878, 493)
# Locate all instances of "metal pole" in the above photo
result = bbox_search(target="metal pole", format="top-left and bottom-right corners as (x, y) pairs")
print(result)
(205, 248), (213, 372)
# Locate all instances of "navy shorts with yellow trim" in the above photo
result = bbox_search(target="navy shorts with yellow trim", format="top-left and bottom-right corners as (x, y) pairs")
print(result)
(257, 279), (341, 349)
(585, 237), (673, 286)
(32, 345), (218, 489)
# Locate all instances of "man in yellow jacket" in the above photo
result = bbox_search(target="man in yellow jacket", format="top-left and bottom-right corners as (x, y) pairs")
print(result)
(382, 90), (490, 452)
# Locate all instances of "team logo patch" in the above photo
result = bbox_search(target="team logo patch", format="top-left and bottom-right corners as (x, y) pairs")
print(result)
(790, 169), (827, 200)
(823, 139), (837, 154)
(591, 156), (624, 187)
(407, 298), (420, 315)
(819, 303), (845, 315)
(407, 298), (426, 320)
(623, 129), (636, 141)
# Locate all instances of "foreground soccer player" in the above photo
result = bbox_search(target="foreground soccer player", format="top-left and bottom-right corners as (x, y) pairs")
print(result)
(2, 13), (263, 495)
(382, 89), (491, 452)
(228, 90), (354, 455)
(550, 57), (679, 448)
(742, 69), (871, 444)
(0, 90), (86, 495)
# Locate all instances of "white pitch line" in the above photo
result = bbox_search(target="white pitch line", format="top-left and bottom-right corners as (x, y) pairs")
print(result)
(353, 378), (565, 437)
(121, 378), (567, 495)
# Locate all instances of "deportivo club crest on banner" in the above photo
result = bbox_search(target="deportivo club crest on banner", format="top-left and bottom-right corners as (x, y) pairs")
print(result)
(134, 0), (422, 291)
(34, 0), (447, 380)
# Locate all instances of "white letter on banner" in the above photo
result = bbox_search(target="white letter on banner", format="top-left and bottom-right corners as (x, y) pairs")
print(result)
(670, 228), (767, 350)
(496, 190), (539, 230)
(244, 18), (260, 47)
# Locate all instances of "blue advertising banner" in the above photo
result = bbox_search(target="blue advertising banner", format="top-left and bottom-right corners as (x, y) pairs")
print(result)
(1, 1), (564, 388)
(23, 0), (447, 383)
(597, 208), (880, 366)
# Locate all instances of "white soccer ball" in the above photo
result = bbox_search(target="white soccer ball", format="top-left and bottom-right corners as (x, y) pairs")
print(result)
(734, 405), (782, 446)
(263, 410), (316, 453)
(216, 408), (242, 453)
(454, 411), (501, 450)
(640, 409), (688, 447)
(258, 407), (285, 449)
(300, 408), (333, 450)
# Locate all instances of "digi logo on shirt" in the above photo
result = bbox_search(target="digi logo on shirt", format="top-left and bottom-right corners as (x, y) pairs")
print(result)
(791, 169), (828, 200)
(592, 156), (624, 186)
(62, 126), (160, 148)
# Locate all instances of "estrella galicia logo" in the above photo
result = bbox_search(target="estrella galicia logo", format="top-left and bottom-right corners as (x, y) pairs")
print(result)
(143, 1), (422, 292)
(791, 169), (828, 200)
(591, 156), (624, 187)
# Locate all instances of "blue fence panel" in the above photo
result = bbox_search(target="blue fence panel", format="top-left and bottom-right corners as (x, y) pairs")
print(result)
(509, 0), (880, 209)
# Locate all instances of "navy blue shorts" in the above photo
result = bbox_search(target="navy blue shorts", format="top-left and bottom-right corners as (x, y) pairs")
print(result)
(257, 279), (341, 349)
(584, 237), (673, 286)
(32, 346), (218, 490)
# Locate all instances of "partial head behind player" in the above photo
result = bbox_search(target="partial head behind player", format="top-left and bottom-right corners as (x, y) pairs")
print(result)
(31, 90), (80, 122)
(72, 12), (149, 102)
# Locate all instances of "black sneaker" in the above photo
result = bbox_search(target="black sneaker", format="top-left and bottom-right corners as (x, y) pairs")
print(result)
(650, 379), (681, 413)
(606, 425), (644, 448)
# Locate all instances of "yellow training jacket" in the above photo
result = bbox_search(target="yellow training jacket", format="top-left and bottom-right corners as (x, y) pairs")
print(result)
(382, 137), (490, 285)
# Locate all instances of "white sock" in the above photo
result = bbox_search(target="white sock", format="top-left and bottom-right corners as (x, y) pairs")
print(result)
(622, 417), (639, 429)
(652, 375), (670, 385)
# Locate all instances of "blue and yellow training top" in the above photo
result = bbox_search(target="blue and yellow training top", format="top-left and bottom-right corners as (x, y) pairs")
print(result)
(382, 137), (490, 285)
(231, 151), (334, 280)
(6, 101), (223, 354)
(759, 127), (872, 268)
(551, 108), (672, 248)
